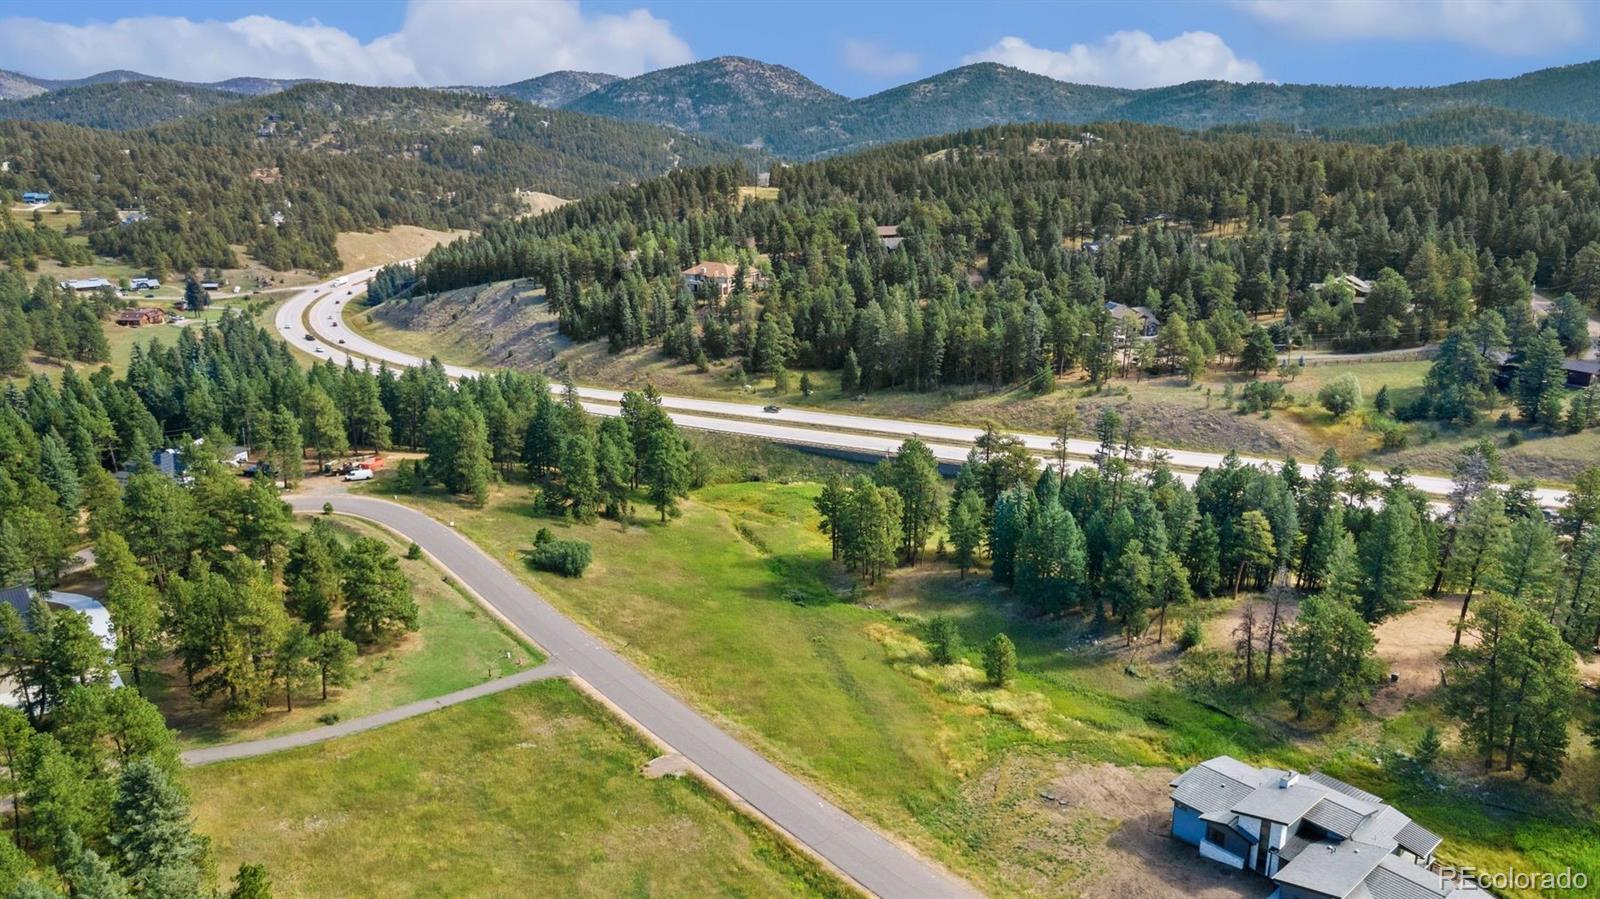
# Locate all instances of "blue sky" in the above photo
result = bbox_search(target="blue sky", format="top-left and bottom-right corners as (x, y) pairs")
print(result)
(3, 1), (1597, 95)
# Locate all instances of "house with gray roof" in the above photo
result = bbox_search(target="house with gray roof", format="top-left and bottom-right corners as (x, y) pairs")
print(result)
(1169, 756), (1486, 898)
(1105, 300), (1160, 341)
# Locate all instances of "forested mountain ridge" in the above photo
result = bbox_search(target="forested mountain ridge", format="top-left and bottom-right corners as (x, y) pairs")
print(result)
(557, 56), (1600, 158)
(412, 122), (1600, 416)
(1316, 107), (1600, 158)
(0, 81), (247, 130)
(460, 70), (621, 107)
(566, 56), (847, 149)
(0, 67), (310, 100)
(0, 83), (757, 273)
(8, 57), (1600, 156)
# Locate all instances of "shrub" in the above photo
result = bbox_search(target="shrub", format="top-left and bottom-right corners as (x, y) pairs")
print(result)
(406, 542), (422, 560)
(322, 501), (334, 515)
(1379, 424), (1409, 451)
(530, 539), (591, 577)
(534, 526), (555, 546)
(1317, 373), (1362, 418)
(1177, 618), (1204, 651)
(1237, 380), (1288, 414)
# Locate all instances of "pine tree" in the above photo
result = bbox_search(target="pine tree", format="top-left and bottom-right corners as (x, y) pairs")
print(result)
(1443, 490), (1508, 644)
(340, 538), (417, 644)
(93, 532), (161, 687)
(229, 863), (273, 899)
(948, 489), (984, 578)
(840, 350), (860, 394)
(1232, 510), (1276, 597)
(1357, 494), (1427, 622)
(926, 616), (961, 665)
(1014, 499), (1087, 613)
(109, 758), (207, 896)
(640, 424), (689, 523)
(879, 438), (942, 564)
(814, 476), (848, 561)
(1491, 513), (1562, 614)
(310, 631), (356, 701)
(983, 633), (1017, 687)
(284, 524), (343, 633)
(1515, 331), (1566, 425)
(1281, 594), (1382, 718)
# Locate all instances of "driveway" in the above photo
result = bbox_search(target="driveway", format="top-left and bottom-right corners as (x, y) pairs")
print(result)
(285, 494), (977, 899)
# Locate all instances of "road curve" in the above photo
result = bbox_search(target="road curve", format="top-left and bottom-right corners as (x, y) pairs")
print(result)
(285, 494), (978, 899)
(274, 272), (1569, 510)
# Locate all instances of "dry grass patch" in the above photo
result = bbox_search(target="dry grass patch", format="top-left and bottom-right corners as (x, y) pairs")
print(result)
(334, 226), (471, 272)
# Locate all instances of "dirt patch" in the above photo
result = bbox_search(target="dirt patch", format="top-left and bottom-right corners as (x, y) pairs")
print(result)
(1367, 596), (1465, 715)
(967, 755), (1258, 898)
(1205, 591), (1302, 655)
(516, 190), (570, 217)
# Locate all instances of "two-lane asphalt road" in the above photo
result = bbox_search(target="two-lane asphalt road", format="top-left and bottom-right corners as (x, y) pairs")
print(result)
(285, 494), (978, 899)
(274, 272), (1570, 510)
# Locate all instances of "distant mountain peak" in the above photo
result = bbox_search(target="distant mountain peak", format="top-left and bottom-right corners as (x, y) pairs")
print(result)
(488, 70), (620, 108)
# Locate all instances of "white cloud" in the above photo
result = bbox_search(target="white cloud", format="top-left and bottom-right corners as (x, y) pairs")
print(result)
(840, 39), (921, 79)
(1235, 0), (1586, 55)
(0, 0), (692, 86)
(963, 31), (1265, 89)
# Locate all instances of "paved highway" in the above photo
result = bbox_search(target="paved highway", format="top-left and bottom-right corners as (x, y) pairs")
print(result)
(274, 272), (1569, 509)
(284, 494), (977, 899)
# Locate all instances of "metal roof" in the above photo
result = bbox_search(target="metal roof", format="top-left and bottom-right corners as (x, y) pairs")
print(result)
(1394, 820), (1443, 860)
(1365, 856), (1454, 899)
(1232, 782), (1328, 824)
(1307, 771), (1384, 805)
(1273, 840), (1389, 898)
(1304, 796), (1369, 838)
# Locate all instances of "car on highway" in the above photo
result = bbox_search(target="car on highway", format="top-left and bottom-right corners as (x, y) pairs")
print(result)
(764, 405), (781, 413)
(315, 347), (325, 353)
(338, 338), (346, 344)
(303, 334), (315, 341)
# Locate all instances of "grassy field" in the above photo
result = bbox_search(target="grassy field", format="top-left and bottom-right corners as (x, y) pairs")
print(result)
(145, 515), (538, 748)
(370, 472), (1600, 897)
(188, 680), (845, 898)
(332, 226), (470, 272)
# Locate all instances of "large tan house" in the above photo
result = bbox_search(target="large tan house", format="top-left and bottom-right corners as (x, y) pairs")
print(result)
(681, 261), (766, 297)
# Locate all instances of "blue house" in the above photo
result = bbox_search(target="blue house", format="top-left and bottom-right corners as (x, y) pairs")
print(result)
(1168, 757), (1482, 898)
(21, 191), (51, 204)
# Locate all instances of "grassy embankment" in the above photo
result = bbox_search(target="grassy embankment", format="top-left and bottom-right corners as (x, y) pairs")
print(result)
(142, 515), (537, 749)
(189, 680), (846, 898)
(355, 446), (1599, 897)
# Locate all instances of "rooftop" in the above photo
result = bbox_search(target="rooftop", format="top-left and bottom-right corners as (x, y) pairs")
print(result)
(1171, 757), (1449, 898)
